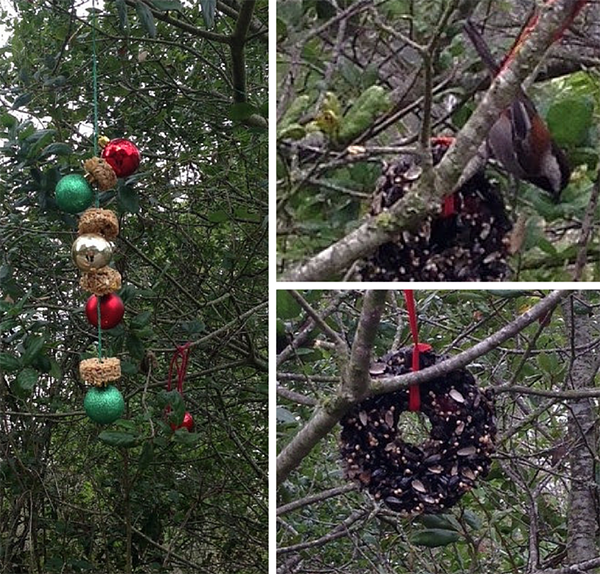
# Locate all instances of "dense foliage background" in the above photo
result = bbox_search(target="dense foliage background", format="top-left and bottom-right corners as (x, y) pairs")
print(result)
(276, 0), (600, 280)
(277, 290), (600, 574)
(0, 1), (268, 572)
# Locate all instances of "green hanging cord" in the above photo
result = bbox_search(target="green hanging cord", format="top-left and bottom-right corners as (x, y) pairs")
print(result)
(91, 0), (103, 361)
(91, 0), (99, 163)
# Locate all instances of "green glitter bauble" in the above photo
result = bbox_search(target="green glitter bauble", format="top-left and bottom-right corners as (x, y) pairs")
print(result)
(84, 385), (125, 425)
(55, 174), (93, 214)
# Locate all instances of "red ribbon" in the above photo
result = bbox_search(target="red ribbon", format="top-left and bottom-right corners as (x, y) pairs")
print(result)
(166, 343), (191, 413)
(403, 291), (431, 412)
(430, 137), (457, 218)
(442, 194), (456, 218)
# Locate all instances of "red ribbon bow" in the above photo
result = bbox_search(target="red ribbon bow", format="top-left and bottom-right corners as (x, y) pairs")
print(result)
(166, 343), (191, 414)
(403, 291), (431, 412)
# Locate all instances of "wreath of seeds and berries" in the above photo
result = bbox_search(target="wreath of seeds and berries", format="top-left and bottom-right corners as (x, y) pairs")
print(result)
(340, 347), (496, 515)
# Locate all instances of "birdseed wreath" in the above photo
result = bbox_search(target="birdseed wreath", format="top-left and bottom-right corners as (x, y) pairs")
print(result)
(78, 207), (119, 240)
(356, 140), (512, 281)
(340, 347), (496, 515)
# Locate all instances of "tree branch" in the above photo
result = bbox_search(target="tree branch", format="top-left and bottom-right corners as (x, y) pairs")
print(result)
(374, 290), (571, 393)
(342, 290), (388, 400)
(229, 0), (255, 103)
(127, 0), (229, 43)
(277, 290), (387, 485)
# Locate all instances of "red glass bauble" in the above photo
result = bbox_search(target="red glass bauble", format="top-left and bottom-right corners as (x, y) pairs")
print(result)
(85, 294), (125, 329)
(171, 411), (194, 432)
(101, 138), (141, 178)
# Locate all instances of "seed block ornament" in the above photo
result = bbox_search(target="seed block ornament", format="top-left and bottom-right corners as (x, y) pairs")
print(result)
(340, 292), (496, 515)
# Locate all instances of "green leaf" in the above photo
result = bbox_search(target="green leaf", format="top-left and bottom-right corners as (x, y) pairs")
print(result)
(98, 431), (139, 448)
(229, 103), (258, 121)
(181, 318), (205, 334)
(277, 291), (302, 320)
(120, 361), (138, 375)
(12, 93), (32, 109)
(138, 441), (154, 470)
(276, 406), (297, 425)
(411, 529), (461, 547)
(49, 359), (62, 380)
(39, 142), (72, 158)
(547, 96), (594, 147)
(115, 0), (129, 34)
(135, 0), (157, 38)
(1, 113), (17, 128)
(0, 352), (21, 372)
(149, 0), (184, 11)
(463, 510), (482, 531)
(126, 334), (145, 360)
(207, 210), (229, 223)
(277, 0), (303, 28)
(162, 390), (185, 422)
(130, 311), (152, 329)
(159, 389), (184, 411)
(538, 352), (558, 374)
(199, 0), (215, 28)
(16, 368), (38, 396)
(173, 430), (201, 445)
(419, 514), (460, 531)
(118, 185), (140, 213)
(22, 335), (45, 366)
(0, 265), (12, 282)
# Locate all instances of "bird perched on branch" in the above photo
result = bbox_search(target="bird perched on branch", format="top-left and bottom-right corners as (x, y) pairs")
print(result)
(463, 19), (572, 200)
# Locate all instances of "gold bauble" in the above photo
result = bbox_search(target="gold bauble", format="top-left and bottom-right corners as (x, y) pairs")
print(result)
(71, 233), (113, 271)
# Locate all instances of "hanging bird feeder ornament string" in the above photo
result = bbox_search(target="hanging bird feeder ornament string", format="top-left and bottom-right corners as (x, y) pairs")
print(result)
(52, 1), (141, 424)
(166, 343), (195, 432)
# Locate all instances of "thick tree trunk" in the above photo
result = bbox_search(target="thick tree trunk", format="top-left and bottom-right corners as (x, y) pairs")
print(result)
(563, 294), (599, 568)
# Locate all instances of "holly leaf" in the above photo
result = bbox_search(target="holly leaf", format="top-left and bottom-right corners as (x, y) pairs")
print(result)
(130, 311), (152, 329)
(547, 96), (594, 147)
(39, 143), (72, 158)
(150, 0), (184, 11)
(118, 185), (140, 213)
(138, 441), (154, 470)
(16, 368), (38, 396)
(115, 0), (129, 35)
(98, 431), (139, 448)
(22, 335), (45, 366)
(463, 510), (482, 531)
(200, 0), (215, 28)
(0, 352), (21, 372)
(126, 334), (145, 360)
(411, 529), (461, 547)
(12, 93), (32, 109)
(135, 0), (157, 38)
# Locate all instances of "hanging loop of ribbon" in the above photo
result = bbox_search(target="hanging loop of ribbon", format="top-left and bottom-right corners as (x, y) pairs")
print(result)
(166, 342), (192, 414)
(402, 290), (432, 412)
